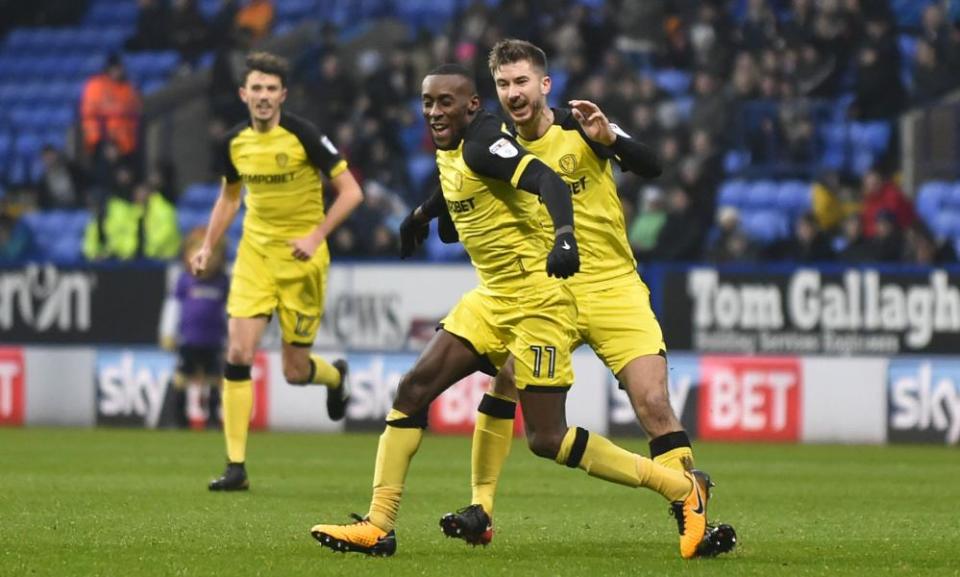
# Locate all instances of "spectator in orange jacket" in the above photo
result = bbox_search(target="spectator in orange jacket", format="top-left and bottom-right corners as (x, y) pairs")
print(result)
(235, 0), (274, 41)
(80, 54), (143, 157)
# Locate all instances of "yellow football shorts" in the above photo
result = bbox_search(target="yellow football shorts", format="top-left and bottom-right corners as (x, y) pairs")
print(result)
(227, 236), (330, 345)
(441, 283), (578, 390)
(570, 273), (665, 375)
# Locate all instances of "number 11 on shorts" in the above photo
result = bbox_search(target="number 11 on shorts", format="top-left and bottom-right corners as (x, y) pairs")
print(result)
(530, 345), (557, 378)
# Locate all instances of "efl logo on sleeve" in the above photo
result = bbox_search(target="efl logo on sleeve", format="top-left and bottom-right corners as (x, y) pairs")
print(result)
(0, 348), (25, 426)
(699, 356), (801, 442)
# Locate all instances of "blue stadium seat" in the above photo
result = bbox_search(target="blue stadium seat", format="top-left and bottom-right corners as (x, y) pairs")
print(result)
(547, 69), (569, 108)
(820, 122), (847, 148)
(177, 208), (207, 233)
(0, 131), (11, 158)
(851, 121), (891, 154)
(931, 212), (959, 239)
(717, 180), (748, 208)
(84, 1), (139, 26)
(181, 183), (220, 210)
(276, 0), (317, 19)
(948, 183), (960, 208)
(407, 153), (437, 193)
(777, 181), (812, 216)
(741, 210), (789, 243)
(916, 181), (950, 221)
(890, 0), (925, 27)
(672, 96), (694, 122)
(49, 236), (83, 263)
(745, 180), (778, 209)
(653, 69), (691, 96)
(723, 150), (750, 174)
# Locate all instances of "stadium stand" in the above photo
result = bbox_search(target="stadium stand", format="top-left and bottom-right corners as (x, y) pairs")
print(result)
(1, 0), (958, 266)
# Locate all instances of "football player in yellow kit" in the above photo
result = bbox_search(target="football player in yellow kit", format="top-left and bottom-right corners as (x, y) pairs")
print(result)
(308, 64), (711, 559)
(191, 52), (363, 491)
(435, 40), (736, 559)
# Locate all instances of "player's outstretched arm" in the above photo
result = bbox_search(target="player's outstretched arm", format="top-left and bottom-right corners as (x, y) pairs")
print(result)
(290, 169), (363, 260)
(461, 123), (580, 278)
(568, 99), (662, 178)
(517, 159), (580, 279)
(191, 180), (241, 276)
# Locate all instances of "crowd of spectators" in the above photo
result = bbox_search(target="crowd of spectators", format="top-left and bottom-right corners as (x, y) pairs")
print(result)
(2, 0), (960, 267)
(267, 0), (959, 265)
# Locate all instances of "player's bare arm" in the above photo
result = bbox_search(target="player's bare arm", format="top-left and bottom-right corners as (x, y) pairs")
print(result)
(289, 169), (363, 261)
(192, 180), (242, 275)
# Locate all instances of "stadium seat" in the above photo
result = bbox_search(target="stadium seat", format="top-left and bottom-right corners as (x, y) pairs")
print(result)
(653, 69), (691, 96)
(931, 212), (959, 239)
(947, 183), (960, 208)
(177, 209), (208, 235)
(777, 181), (812, 216)
(672, 95), (694, 122)
(745, 180), (778, 209)
(851, 121), (891, 154)
(84, 1), (139, 26)
(916, 181), (950, 221)
(741, 209), (789, 243)
(723, 150), (750, 174)
(181, 183), (220, 210)
(717, 180), (748, 208)
(276, 0), (317, 20)
(407, 154), (437, 193)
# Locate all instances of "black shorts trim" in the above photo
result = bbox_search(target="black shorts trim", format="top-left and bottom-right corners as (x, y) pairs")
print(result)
(522, 384), (572, 393)
(438, 325), (499, 377)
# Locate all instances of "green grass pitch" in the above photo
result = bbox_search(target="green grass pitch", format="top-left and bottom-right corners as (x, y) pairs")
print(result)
(1, 428), (957, 577)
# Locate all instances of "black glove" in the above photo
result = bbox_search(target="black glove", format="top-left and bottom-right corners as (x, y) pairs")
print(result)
(546, 231), (580, 278)
(399, 208), (429, 259)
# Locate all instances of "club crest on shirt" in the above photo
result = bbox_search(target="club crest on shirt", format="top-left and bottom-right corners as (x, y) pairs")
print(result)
(441, 170), (464, 192)
(559, 153), (578, 175)
(489, 137), (519, 158)
(275, 152), (289, 167)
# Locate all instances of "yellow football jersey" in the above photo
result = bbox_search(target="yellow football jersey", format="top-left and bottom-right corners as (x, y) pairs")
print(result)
(515, 108), (637, 287)
(435, 111), (552, 293)
(221, 113), (348, 244)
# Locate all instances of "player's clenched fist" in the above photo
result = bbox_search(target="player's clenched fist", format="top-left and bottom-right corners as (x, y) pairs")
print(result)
(190, 246), (211, 276)
(399, 208), (429, 259)
(546, 231), (579, 278)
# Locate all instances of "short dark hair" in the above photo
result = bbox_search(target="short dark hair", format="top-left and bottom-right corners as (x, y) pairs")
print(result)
(425, 63), (476, 92)
(487, 39), (547, 75)
(244, 51), (289, 86)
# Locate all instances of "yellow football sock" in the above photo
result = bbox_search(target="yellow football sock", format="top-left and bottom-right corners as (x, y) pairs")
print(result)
(367, 409), (424, 532)
(222, 378), (253, 463)
(556, 427), (690, 501)
(309, 355), (341, 388)
(471, 394), (516, 515)
(653, 446), (694, 473)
